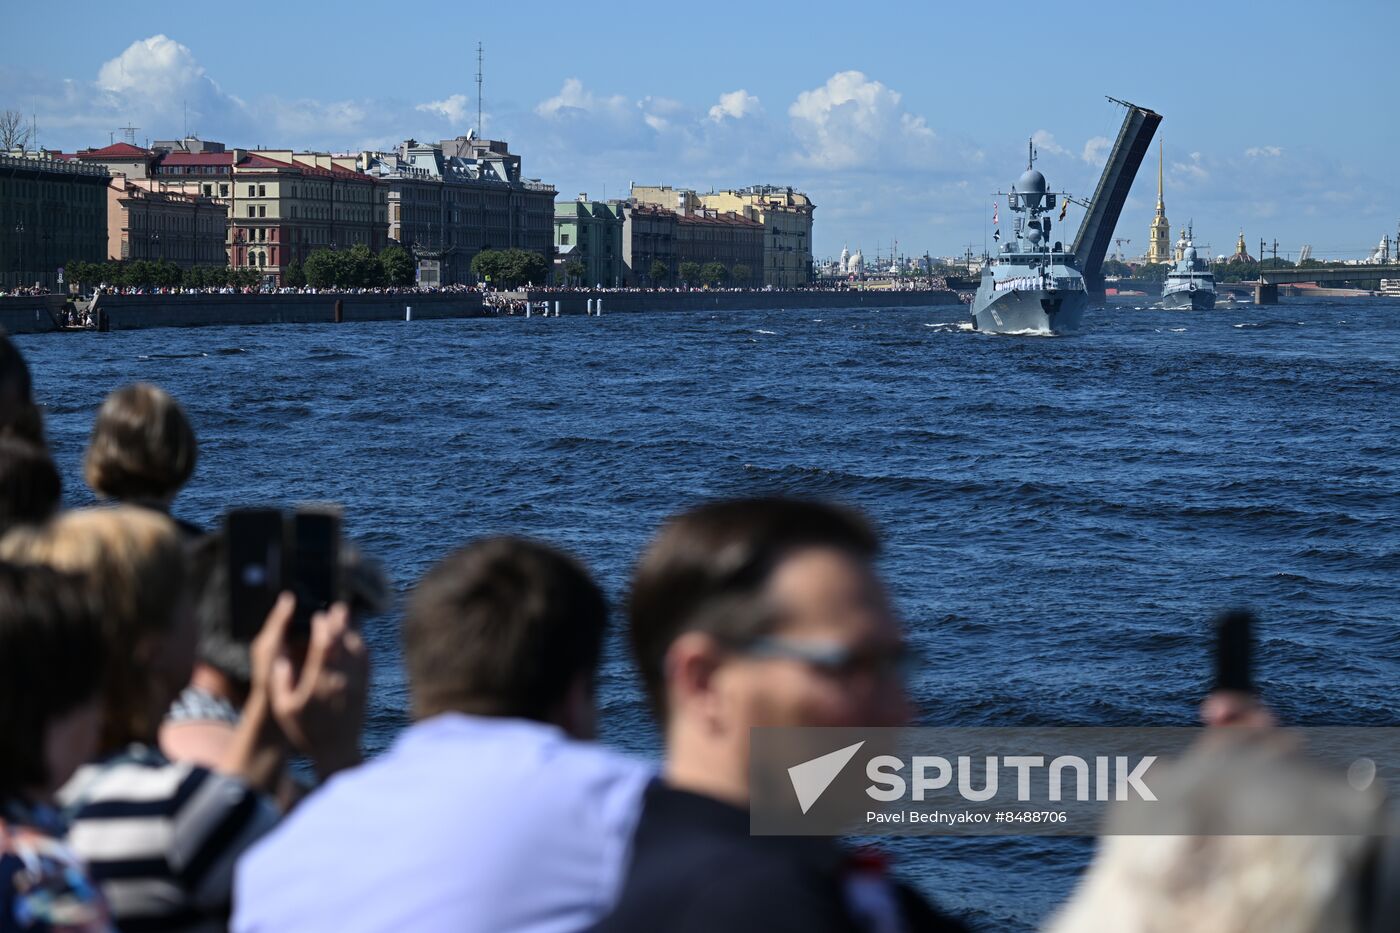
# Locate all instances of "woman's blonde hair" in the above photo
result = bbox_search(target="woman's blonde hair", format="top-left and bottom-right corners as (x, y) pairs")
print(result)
(84, 383), (198, 502)
(0, 506), (188, 752)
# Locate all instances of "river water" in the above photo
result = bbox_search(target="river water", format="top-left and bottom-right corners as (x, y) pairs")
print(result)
(17, 297), (1400, 930)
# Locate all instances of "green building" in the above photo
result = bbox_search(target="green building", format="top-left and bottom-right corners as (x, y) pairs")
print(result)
(1, 153), (109, 291)
(553, 198), (623, 287)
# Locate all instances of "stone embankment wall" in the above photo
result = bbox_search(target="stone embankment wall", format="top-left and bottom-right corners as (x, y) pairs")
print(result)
(91, 293), (488, 330)
(0, 296), (64, 334)
(517, 289), (961, 316)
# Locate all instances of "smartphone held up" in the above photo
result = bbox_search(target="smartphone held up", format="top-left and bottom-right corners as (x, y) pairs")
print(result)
(226, 505), (343, 642)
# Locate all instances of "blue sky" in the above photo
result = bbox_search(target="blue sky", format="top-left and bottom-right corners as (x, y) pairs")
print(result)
(3, 0), (1396, 260)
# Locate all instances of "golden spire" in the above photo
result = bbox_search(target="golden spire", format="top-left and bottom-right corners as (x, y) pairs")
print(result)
(1156, 139), (1164, 208)
(1147, 138), (1171, 263)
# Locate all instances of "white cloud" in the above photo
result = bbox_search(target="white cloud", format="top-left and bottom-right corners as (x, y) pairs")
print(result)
(535, 78), (629, 119)
(788, 71), (935, 169)
(97, 35), (211, 97)
(1245, 145), (1283, 158)
(1031, 129), (1071, 158)
(1082, 136), (1111, 167)
(1171, 151), (1209, 182)
(416, 94), (471, 125)
(637, 96), (685, 133)
(708, 89), (761, 122)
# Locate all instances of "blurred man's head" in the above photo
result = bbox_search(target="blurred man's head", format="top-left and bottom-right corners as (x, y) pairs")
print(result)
(0, 332), (44, 446)
(0, 506), (190, 753)
(0, 561), (106, 802)
(629, 498), (909, 802)
(84, 382), (198, 506)
(404, 537), (607, 738)
(0, 436), (61, 536)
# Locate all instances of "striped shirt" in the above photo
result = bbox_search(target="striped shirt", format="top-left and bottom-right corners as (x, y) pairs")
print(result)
(57, 746), (277, 933)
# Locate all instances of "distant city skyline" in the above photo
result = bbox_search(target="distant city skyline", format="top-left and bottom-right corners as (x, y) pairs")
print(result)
(4, 0), (1396, 260)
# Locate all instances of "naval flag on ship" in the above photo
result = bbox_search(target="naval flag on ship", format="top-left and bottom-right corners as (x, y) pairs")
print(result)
(1059, 198), (1069, 222)
(992, 202), (1000, 242)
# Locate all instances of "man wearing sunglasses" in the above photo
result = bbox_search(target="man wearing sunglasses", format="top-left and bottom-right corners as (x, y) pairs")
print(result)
(595, 497), (967, 932)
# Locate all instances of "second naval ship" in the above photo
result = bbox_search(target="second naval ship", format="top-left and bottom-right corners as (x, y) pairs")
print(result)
(971, 142), (1088, 335)
(1160, 225), (1216, 310)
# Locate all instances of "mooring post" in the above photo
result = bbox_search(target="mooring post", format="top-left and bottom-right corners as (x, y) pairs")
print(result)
(406, 305), (412, 321)
(596, 298), (602, 317)
(334, 299), (344, 323)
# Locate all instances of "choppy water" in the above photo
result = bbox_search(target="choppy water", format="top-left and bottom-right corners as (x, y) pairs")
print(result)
(17, 298), (1400, 931)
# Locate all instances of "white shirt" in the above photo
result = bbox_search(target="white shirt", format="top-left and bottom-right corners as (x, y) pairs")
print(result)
(232, 713), (651, 933)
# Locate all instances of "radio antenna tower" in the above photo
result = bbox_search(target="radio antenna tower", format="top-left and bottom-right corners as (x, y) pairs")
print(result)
(476, 42), (484, 139)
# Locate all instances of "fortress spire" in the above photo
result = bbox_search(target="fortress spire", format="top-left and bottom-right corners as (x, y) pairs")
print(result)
(1147, 139), (1171, 263)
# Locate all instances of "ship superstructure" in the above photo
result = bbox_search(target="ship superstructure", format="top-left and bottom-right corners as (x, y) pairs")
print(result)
(971, 141), (1088, 335)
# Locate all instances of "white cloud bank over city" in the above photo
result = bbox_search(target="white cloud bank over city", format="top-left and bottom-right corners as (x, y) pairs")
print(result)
(0, 34), (1382, 256)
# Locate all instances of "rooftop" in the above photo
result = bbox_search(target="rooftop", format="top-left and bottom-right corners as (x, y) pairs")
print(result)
(158, 151), (235, 167)
(77, 141), (153, 160)
(0, 152), (109, 178)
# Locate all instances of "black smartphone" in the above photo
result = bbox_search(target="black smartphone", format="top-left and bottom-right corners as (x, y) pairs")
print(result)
(226, 508), (287, 643)
(290, 506), (342, 635)
(1212, 609), (1256, 694)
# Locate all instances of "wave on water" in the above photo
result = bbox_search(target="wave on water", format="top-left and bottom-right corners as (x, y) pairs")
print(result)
(755, 329), (778, 336)
(923, 321), (975, 332)
(137, 352), (208, 360)
(996, 329), (1061, 338)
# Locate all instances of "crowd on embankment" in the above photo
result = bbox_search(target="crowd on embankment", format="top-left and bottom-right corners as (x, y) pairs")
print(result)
(2, 328), (1397, 933)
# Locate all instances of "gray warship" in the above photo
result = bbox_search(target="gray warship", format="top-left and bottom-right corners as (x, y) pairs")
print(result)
(1160, 224), (1216, 310)
(971, 142), (1088, 335)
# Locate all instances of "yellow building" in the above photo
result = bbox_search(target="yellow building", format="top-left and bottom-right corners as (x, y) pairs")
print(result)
(697, 186), (814, 287)
(630, 185), (702, 215)
(1146, 140), (1171, 264)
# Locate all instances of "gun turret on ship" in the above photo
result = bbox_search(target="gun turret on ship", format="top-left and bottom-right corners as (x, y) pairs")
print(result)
(971, 141), (1088, 335)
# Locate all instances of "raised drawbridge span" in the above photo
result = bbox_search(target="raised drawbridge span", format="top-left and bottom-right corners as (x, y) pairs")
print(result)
(1072, 98), (1162, 305)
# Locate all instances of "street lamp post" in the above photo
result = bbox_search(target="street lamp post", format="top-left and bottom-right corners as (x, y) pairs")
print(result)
(14, 222), (24, 289)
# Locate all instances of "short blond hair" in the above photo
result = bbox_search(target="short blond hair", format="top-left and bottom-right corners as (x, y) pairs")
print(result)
(0, 506), (188, 751)
(84, 383), (197, 501)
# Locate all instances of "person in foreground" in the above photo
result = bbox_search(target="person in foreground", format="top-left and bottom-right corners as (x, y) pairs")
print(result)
(0, 563), (111, 933)
(0, 507), (366, 932)
(234, 536), (652, 933)
(83, 382), (202, 535)
(594, 497), (969, 933)
(160, 532), (386, 810)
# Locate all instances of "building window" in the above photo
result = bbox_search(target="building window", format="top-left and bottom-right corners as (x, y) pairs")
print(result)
(220, 184), (229, 197)
(560, 233), (570, 245)
(248, 185), (256, 197)
(247, 206), (255, 217)
(259, 184), (266, 197)
(203, 184), (212, 196)
(259, 206), (266, 217)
